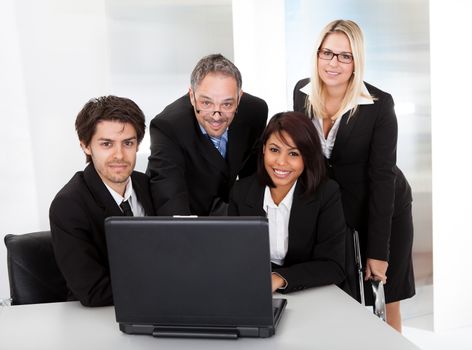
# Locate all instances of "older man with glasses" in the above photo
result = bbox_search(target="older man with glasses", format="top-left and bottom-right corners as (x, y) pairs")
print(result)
(147, 54), (268, 216)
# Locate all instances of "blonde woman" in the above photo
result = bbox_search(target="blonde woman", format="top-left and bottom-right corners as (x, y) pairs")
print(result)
(293, 19), (415, 332)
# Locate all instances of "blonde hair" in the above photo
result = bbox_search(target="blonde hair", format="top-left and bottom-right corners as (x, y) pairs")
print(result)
(306, 19), (373, 121)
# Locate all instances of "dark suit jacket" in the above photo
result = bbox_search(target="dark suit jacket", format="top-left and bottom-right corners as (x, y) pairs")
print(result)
(293, 78), (412, 261)
(228, 175), (346, 293)
(49, 163), (154, 306)
(147, 92), (268, 216)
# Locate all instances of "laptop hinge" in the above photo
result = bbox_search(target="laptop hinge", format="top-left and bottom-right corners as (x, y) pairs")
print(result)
(152, 327), (239, 339)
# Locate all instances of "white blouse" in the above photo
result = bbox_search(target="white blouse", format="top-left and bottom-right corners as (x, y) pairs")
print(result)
(263, 182), (297, 266)
(300, 82), (374, 159)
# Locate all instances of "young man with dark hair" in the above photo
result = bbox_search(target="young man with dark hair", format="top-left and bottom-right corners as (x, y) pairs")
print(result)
(49, 95), (154, 307)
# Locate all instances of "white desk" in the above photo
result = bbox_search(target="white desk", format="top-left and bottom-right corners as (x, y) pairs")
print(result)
(0, 285), (418, 350)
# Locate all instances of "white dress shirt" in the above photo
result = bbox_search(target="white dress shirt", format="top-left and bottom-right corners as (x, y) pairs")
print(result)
(300, 82), (374, 159)
(104, 177), (146, 216)
(263, 182), (297, 266)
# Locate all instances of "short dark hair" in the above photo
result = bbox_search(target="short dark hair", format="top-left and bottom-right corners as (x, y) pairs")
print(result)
(75, 95), (146, 163)
(190, 54), (242, 91)
(257, 111), (326, 196)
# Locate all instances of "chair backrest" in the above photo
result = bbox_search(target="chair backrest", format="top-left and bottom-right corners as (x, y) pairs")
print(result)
(341, 228), (386, 321)
(4, 231), (68, 305)
(339, 228), (362, 303)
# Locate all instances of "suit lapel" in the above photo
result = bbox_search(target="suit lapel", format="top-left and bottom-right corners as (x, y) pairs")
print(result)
(227, 120), (252, 179)
(243, 178), (266, 216)
(331, 110), (359, 160)
(192, 119), (229, 177)
(83, 163), (123, 217)
(286, 182), (318, 260)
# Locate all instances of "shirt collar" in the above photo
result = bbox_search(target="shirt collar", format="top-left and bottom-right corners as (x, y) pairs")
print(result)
(300, 81), (374, 112)
(263, 180), (297, 210)
(199, 124), (228, 142)
(104, 177), (134, 206)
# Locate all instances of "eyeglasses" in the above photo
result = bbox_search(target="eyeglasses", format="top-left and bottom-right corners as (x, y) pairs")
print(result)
(192, 93), (239, 118)
(317, 49), (353, 64)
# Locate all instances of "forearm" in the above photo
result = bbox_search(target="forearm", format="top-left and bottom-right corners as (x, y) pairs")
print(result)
(50, 223), (113, 306)
(273, 182), (347, 293)
(49, 202), (113, 307)
(273, 260), (345, 293)
(366, 94), (398, 260)
(148, 125), (191, 215)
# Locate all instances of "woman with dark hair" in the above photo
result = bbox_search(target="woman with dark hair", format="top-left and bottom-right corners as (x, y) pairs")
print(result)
(228, 111), (346, 293)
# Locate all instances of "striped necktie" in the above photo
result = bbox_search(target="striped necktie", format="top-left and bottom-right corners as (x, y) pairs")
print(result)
(120, 200), (134, 216)
(209, 135), (226, 158)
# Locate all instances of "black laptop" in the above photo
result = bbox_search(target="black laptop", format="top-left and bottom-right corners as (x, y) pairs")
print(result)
(104, 216), (287, 339)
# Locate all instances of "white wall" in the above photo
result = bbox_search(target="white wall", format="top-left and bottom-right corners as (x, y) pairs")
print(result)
(232, 0), (287, 117)
(430, 0), (472, 332)
(18, 0), (111, 227)
(0, 0), (110, 298)
(0, 0), (233, 299)
(106, 0), (234, 172)
(0, 0), (41, 298)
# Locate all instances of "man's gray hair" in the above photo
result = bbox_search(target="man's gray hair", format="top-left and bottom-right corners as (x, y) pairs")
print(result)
(190, 54), (242, 91)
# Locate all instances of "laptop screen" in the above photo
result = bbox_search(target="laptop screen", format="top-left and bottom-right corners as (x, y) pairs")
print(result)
(105, 216), (274, 328)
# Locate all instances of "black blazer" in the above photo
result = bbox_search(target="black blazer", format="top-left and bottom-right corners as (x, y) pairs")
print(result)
(49, 163), (154, 306)
(147, 92), (268, 216)
(228, 175), (346, 294)
(293, 78), (412, 261)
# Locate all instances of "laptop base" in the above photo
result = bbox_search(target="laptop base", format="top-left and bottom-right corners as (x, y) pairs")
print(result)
(119, 298), (287, 339)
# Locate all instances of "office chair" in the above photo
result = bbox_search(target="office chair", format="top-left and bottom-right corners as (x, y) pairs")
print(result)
(4, 231), (68, 305)
(344, 228), (386, 321)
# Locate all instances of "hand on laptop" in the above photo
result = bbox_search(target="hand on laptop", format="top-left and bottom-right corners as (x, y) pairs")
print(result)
(271, 273), (287, 292)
